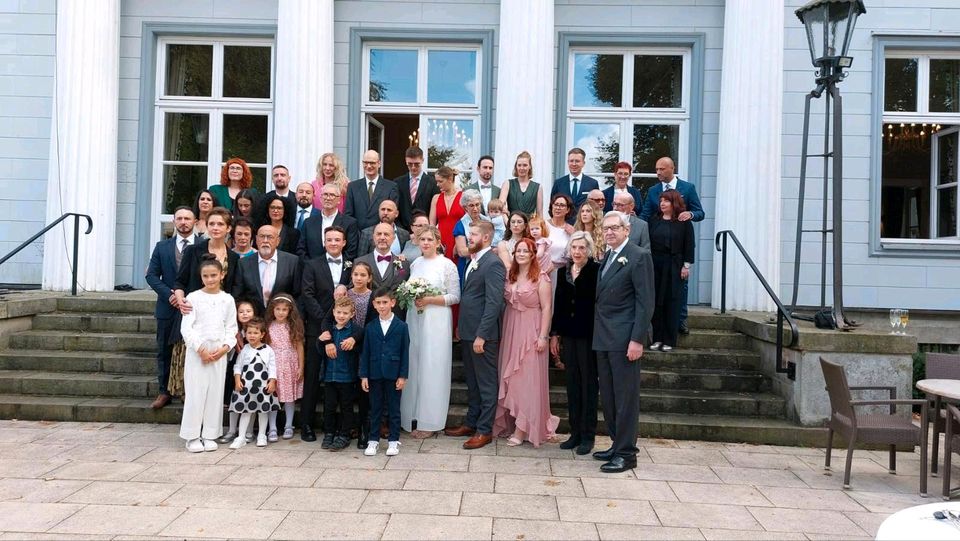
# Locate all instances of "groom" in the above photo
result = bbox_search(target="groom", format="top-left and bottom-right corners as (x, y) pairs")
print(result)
(593, 211), (655, 473)
(444, 221), (506, 449)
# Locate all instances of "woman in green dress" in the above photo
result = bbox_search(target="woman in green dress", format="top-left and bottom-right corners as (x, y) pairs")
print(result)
(209, 158), (259, 212)
(498, 151), (543, 217)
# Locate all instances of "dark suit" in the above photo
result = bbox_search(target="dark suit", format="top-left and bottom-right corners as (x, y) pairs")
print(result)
(293, 207), (320, 231)
(357, 224), (411, 257)
(463, 182), (501, 214)
(345, 176), (401, 231)
(395, 172), (439, 229)
(593, 241), (655, 461)
(300, 255), (352, 430)
(360, 317), (410, 442)
(232, 250), (302, 315)
(553, 174), (600, 219)
(145, 236), (184, 396)
(602, 185), (644, 213)
(297, 212), (360, 262)
(277, 224), (300, 255)
(649, 216), (695, 347)
(457, 248), (507, 435)
(628, 215), (651, 252)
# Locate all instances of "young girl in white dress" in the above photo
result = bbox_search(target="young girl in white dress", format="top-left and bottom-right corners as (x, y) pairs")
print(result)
(401, 226), (461, 438)
(228, 317), (278, 449)
(179, 255), (238, 452)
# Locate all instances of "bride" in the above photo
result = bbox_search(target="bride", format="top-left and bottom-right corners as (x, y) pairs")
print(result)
(401, 225), (461, 438)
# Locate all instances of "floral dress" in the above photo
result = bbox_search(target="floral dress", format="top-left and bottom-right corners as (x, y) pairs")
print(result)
(269, 322), (302, 403)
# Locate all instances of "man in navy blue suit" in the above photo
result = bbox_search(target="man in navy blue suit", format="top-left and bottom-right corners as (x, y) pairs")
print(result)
(552, 148), (599, 223)
(293, 182), (321, 231)
(145, 206), (196, 409)
(639, 157), (705, 334)
(345, 150), (400, 230)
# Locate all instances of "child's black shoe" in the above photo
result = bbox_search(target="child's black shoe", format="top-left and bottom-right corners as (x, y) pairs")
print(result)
(321, 433), (335, 449)
(331, 435), (351, 451)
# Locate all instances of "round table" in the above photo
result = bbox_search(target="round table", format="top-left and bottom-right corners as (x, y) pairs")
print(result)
(917, 379), (960, 401)
(876, 502), (960, 540)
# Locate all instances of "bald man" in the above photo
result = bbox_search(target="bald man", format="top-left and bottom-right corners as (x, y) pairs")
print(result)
(345, 150), (401, 230)
(357, 199), (410, 256)
(232, 224), (302, 315)
(294, 182), (320, 231)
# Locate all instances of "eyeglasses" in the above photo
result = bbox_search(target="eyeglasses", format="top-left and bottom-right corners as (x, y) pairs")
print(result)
(601, 225), (623, 232)
(228, 165), (243, 170)
(256, 234), (277, 240)
(589, 197), (605, 203)
(362, 161), (378, 166)
(405, 161), (423, 167)
(269, 206), (285, 211)
(552, 202), (568, 208)
(322, 193), (338, 198)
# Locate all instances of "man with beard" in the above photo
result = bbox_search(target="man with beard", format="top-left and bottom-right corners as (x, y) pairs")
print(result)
(357, 199), (409, 257)
(294, 182), (320, 231)
(463, 155), (500, 213)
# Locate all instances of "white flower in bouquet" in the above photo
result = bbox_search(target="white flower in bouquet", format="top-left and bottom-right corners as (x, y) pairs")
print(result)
(396, 278), (444, 314)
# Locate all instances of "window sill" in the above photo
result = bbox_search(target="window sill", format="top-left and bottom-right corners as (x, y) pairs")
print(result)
(877, 238), (960, 257)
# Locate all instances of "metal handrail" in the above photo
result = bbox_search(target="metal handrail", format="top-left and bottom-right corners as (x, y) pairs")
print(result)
(715, 229), (799, 380)
(0, 213), (93, 296)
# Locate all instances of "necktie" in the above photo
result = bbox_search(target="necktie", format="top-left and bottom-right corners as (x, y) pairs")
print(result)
(410, 175), (419, 202)
(260, 259), (274, 305)
(176, 238), (187, 268)
(377, 254), (392, 263)
(328, 257), (342, 265)
(368, 180), (375, 200)
(297, 209), (306, 230)
(571, 177), (579, 197)
(664, 184), (672, 192)
(601, 250), (615, 278)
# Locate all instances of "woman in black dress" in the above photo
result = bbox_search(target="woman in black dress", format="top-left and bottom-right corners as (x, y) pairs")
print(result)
(648, 190), (695, 352)
(256, 192), (299, 254)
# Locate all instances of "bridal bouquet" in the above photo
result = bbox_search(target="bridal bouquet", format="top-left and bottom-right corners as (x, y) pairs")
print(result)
(396, 278), (444, 314)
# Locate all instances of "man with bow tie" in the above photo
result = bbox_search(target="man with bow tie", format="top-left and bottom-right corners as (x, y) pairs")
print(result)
(463, 155), (501, 214)
(352, 223), (411, 320)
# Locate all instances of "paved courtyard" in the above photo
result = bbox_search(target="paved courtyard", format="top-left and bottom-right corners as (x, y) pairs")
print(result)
(0, 420), (949, 540)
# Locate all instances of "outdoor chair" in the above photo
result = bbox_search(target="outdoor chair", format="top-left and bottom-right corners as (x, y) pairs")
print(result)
(926, 353), (960, 477)
(820, 357), (928, 495)
(941, 403), (960, 500)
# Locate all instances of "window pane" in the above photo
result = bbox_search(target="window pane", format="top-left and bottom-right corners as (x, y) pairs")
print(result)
(369, 49), (417, 102)
(426, 118), (474, 181)
(879, 122), (944, 239)
(250, 167), (267, 194)
(427, 50), (476, 104)
(163, 113), (209, 162)
(162, 165), (207, 214)
(937, 130), (958, 186)
(633, 55), (683, 108)
(222, 114), (268, 163)
(165, 44), (212, 97)
(884, 58), (917, 112)
(573, 53), (622, 107)
(930, 59), (960, 113)
(633, 124), (679, 174)
(223, 46), (272, 98)
(938, 188), (957, 237)
(572, 123), (620, 175)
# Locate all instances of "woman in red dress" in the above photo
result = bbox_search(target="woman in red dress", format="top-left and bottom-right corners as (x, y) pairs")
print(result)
(429, 165), (465, 337)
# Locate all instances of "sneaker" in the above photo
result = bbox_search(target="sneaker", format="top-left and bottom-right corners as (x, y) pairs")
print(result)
(229, 436), (247, 450)
(321, 433), (335, 449)
(245, 432), (254, 442)
(185, 438), (204, 453)
(256, 435), (268, 447)
(202, 439), (218, 452)
(268, 430), (279, 443)
(386, 441), (401, 456)
(282, 427), (294, 440)
(331, 435), (351, 451)
(661, 345), (673, 352)
(650, 342), (662, 351)
(364, 441), (379, 456)
(217, 431), (237, 444)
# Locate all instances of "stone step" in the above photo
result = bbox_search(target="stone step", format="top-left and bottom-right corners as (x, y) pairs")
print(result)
(641, 368), (768, 393)
(8, 330), (155, 353)
(677, 329), (749, 350)
(685, 312), (737, 331)
(639, 412), (826, 447)
(57, 295), (156, 314)
(0, 371), (158, 398)
(32, 312), (157, 334)
(0, 350), (155, 375)
(643, 349), (760, 371)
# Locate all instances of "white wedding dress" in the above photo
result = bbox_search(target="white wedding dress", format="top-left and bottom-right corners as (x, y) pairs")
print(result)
(400, 254), (461, 432)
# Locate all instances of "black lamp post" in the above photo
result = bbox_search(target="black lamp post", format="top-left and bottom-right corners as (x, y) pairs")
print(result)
(789, 0), (866, 330)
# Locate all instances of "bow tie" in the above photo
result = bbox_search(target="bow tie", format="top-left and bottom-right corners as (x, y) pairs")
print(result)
(377, 254), (392, 262)
(327, 257), (341, 265)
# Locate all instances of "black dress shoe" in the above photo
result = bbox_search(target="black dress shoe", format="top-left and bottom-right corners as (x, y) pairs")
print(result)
(559, 437), (581, 450)
(679, 322), (690, 335)
(600, 456), (637, 473)
(576, 440), (595, 455)
(300, 426), (316, 442)
(592, 447), (615, 461)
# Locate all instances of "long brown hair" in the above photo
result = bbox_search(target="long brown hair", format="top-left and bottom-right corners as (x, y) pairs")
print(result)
(265, 293), (304, 344)
(508, 237), (541, 283)
(220, 157), (253, 189)
(658, 189), (687, 221)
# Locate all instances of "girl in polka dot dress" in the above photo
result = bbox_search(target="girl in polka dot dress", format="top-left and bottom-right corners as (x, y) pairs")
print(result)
(228, 317), (278, 449)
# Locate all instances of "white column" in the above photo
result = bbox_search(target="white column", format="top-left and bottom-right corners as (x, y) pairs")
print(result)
(42, 0), (120, 292)
(272, 0), (334, 184)
(493, 0), (555, 214)
(711, 0), (784, 312)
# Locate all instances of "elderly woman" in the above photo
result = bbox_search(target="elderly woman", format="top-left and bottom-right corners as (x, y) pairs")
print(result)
(453, 189), (491, 281)
(312, 152), (350, 213)
(574, 202), (604, 259)
(549, 231), (600, 455)
(648, 190), (695, 352)
(257, 192), (300, 254)
(210, 158), (259, 212)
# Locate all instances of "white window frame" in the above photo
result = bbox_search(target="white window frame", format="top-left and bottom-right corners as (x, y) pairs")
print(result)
(151, 37), (275, 242)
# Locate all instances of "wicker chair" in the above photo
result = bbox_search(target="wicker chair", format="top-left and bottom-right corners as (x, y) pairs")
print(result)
(820, 357), (928, 495)
(926, 353), (960, 477)
(942, 403), (960, 500)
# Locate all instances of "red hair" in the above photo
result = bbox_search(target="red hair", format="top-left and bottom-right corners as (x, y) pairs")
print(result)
(658, 189), (687, 220)
(220, 158), (253, 189)
(508, 238), (541, 283)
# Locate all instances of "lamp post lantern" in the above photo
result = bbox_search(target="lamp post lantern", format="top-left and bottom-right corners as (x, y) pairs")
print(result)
(789, 0), (866, 330)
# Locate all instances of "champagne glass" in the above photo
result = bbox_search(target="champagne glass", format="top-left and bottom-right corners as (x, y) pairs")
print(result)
(900, 309), (909, 334)
(889, 309), (899, 334)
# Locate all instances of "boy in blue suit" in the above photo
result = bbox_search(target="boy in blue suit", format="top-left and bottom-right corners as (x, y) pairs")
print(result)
(360, 287), (409, 457)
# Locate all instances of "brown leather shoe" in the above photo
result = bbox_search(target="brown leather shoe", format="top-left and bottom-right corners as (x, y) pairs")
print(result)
(462, 434), (493, 449)
(150, 394), (171, 410)
(444, 425), (476, 438)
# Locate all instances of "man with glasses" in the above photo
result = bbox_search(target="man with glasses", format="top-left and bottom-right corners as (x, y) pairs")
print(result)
(395, 147), (438, 229)
(612, 193), (650, 252)
(298, 183), (360, 262)
(401, 210), (430, 261)
(552, 148), (600, 223)
(346, 150), (400, 230)
(233, 224), (302, 316)
(602, 162), (644, 213)
(587, 189), (606, 211)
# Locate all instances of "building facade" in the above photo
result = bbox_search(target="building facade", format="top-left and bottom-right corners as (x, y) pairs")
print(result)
(1, 0), (958, 311)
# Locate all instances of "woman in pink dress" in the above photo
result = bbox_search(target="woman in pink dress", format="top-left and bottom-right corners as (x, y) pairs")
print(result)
(494, 237), (559, 447)
(430, 166), (465, 336)
(311, 152), (349, 213)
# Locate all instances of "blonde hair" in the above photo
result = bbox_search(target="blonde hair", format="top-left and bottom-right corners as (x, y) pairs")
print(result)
(316, 152), (350, 197)
(574, 202), (604, 258)
(487, 198), (504, 212)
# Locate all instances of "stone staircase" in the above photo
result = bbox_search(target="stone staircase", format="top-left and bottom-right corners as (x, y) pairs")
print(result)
(0, 294), (824, 446)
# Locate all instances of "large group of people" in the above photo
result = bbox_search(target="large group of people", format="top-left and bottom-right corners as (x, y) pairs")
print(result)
(145, 145), (704, 473)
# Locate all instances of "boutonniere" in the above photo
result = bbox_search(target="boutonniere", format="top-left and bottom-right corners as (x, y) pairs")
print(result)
(344, 260), (352, 269)
(468, 260), (479, 272)
(617, 256), (628, 266)
(392, 259), (404, 270)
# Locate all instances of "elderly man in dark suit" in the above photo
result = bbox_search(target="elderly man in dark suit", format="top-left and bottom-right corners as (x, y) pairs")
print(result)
(353, 223), (411, 320)
(357, 199), (410, 257)
(395, 146), (439, 229)
(444, 221), (506, 450)
(345, 150), (400, 231)
(298, 182), (360, 262)
(552, 148), (600, 223)
(612, 193), (650, 252)
(232, 225), (302, 315)
(145, 206), (196, 409)
(592, 211), (655, 473)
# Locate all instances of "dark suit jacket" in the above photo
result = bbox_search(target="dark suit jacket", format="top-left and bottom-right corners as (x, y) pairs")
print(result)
(277, 224), (300, 255)
(174, 239), (239, 295)
(357, 224), (411, 257)
(463, 182), (501, 213)
(232, 250), (302, 315)
(639, 179), (705, 222)
(552, 174), (600, 211)
(592, 242), (655, 351)
(551, 260), (599, 339)
(293, 207), (320, 230)
(457, 249), (507, 342)
(395, 172), (439, 229)
(145, 237), (179, 320)
(297, 212), (360, 262)
(301, 255), (352, 337)
(602, 185), (644, 213)
(628, 215), (651, 252)
(359, 317), (410, 381)
(345, 176), (401, 230)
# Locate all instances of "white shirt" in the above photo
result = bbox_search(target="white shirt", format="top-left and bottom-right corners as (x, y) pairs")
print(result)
(326, 252), (344, 284)
(321, 211), (338, 246)
(603, 238), (629, 274)
(379, 314), (394, 336)
(364, 176), (379, 192)
(176, 233), (194, 254)
(662, 178), (678, 191)
(476, 180), (495, 208)
(257, 251), (279, 295)
(374, 248), (392, 277)
(464, 246), (492, 282)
